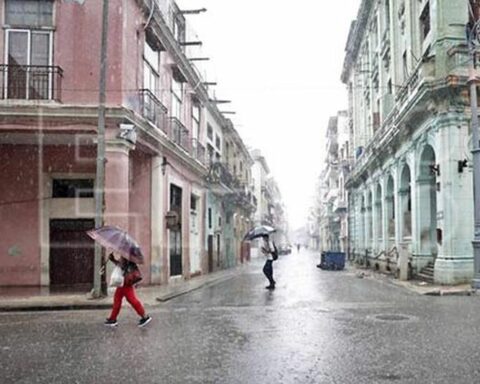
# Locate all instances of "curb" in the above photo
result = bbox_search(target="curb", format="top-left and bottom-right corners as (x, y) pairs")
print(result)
(0, 271), (238, 313)
(156, 273), (235, 303)
(0, 303), (112, 313)
(423, 289), (474, 296)
(351, 267), (475, 297)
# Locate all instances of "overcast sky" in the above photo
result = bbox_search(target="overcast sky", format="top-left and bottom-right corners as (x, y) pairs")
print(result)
(177, 0), (361, 230)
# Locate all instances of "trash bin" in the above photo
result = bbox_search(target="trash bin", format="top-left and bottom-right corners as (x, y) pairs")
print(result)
(318, 251), (345, 271)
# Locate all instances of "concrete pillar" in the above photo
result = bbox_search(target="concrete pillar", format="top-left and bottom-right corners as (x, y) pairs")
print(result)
(398, 241), (410, 281)
(104, 138), (133, 230)
(151, 155), (164, 284)
(435, 123), (474, 284)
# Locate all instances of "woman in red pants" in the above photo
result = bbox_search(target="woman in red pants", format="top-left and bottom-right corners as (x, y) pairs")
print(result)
(104, 253), (151, 328)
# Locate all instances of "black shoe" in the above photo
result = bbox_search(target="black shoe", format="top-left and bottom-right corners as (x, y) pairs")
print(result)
(138, 316), (152, 328)
(265, 285), (275, 290)
(104, 318), (118, 327)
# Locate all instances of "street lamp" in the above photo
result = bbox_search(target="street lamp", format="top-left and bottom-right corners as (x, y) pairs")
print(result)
(466, 19), (480, 288)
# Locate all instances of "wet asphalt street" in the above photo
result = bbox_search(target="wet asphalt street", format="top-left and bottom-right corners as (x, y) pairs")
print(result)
(1, 250), (480, 384)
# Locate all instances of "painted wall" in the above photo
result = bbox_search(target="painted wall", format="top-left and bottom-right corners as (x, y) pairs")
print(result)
(129, 149), (152, 284)
(0, 145), (40, 286)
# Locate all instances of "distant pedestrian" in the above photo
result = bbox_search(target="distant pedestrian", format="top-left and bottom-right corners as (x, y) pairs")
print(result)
(104, 253), (152, 328)
(297, 243), (301, 252)
(261, 235), (276, 290)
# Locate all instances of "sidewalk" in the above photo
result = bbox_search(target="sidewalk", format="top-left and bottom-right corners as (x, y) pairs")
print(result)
(0, 265), (246, 312)
(350, 265), (475, 296)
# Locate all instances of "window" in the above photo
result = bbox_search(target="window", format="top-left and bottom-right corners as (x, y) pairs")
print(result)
(208, 208), (212, 229)
(5, 0), (53, 27)
(385, 0), (390, 27)
(207, 124), (213, 140)
(172, 16), (185, 44)
(143, 40), (159, 95)
(215, 134), (221, 150)
(190, 194), (198, 211)
(207, 143), (215, 163)
(192, 104), (201, 140)
(419, 2), (431, 42)
(52, 179), (94, 198)
(171, 77), (183, 120)
(5, 17), (53, 99)
(402, 51), (408, 82)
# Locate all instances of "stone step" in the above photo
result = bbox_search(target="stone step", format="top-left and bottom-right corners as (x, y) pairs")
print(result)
(417, 272), (434, 283)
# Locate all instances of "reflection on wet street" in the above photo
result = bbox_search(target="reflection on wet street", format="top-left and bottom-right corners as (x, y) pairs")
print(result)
(2, 250), (480, 384)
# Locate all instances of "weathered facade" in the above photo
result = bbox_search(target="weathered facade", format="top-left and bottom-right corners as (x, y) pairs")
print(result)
(308, 112), (351, 254)
(250, 149), (288, 253)
(342, 0), (474, 284)
(0, 0), (255, 289)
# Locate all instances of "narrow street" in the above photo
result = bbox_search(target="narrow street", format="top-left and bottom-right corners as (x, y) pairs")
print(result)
(1, 250), (480, 384)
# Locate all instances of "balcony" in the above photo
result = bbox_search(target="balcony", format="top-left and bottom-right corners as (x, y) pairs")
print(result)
(191, 138), (206, 165)
(170, 117), (190, 152)
(0, 64), (63, 101)
(139, 89), (168, 133)
(333, 198), (347, 213)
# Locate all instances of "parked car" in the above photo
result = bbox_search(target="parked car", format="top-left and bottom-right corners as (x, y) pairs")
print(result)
(278, 244), (292, 255)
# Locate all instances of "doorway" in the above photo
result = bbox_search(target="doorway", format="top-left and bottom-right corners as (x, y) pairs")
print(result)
(208, 235), (214, 273)
(169, 184), (183, 277)
(49, 219), (95, 291)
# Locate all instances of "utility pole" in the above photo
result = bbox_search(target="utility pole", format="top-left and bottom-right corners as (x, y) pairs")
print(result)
(92, 0), (109, 298)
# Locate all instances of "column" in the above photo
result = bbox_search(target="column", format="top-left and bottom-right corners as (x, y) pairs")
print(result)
(104, 138), (133, 229)
(151, 155), (164, 284)
(435, 123), (474, 284)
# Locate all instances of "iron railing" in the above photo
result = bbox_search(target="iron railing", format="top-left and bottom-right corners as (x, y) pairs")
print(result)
(0, 64), (63, 101)
(139, 89), (168, 133)
(170, 117), (190, 152)
(191, 138), (206, 165)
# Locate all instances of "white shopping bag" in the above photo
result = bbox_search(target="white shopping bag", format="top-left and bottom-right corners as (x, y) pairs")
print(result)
(109, 266), (124, 287)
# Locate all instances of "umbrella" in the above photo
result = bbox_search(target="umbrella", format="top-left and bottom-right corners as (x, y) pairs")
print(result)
(243, 225), (276, 241)
(87, 225), (145, 264)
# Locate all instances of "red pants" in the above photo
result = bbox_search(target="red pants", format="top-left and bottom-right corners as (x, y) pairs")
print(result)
(109, 286), (145, 320)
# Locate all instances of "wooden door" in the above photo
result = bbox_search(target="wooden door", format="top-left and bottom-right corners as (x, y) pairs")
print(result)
(49, 219), (95, 291)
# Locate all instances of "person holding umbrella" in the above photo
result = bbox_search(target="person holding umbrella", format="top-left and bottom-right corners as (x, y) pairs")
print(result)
(244, 225), (277, 290)
(261, 234), (276, 290)
(87, 226), (152, 328)
(104, 252), (151, 327)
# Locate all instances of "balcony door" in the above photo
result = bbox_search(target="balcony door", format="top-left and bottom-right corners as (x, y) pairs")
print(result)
(169, 184), (183, 277)
(5, 29), (52, 99)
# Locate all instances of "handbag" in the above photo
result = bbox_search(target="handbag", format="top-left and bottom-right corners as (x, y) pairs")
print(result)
(124, 263), (142, 286)
(109, 266), (124, 287)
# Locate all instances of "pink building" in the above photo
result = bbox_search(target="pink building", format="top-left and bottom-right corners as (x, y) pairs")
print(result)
(0, 0), (250, 290)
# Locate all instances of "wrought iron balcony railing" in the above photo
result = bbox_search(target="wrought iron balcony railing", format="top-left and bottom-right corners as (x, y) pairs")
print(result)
(169, 117), (190, 152)
(139, 89), (168, 133)
(0, 64), (63, 101)
(191, 138), (206, 165)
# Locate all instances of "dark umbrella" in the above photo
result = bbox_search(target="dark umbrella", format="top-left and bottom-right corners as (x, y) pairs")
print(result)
(87, 225), (145, 264)
(243, 225), (276, 241)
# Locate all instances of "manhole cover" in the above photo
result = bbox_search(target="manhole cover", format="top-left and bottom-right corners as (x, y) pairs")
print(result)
(374, 314), (411, 321)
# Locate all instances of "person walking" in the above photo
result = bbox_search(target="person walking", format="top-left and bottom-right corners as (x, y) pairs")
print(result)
(104, 253), (152, 328)
(261, 235), (276, 290)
